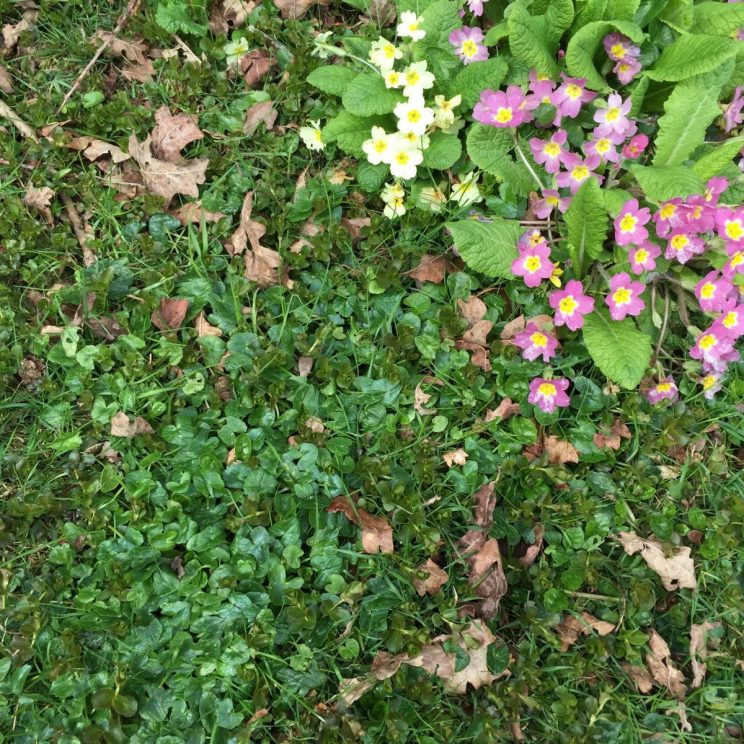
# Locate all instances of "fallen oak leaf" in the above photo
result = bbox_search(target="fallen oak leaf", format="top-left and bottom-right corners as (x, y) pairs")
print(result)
(327, 495), (394, 554)
(194, 311), (222, 337)
(3, 8), (37, 51)
(622, 663), (654, 693)
(460, 532), (507, 618)
(485, 398), (520, 422)
(454, 339), (491, 371)
(239, 49), (275, 87)
(210, 0), (256, 32)
(91, 30), (149, 65)
(543, 435), (579, 465)
(0, 65), (13, 93)
(274, 0), (328, 19)
(151, 106), (204, 162)
(473, 481), (496, 529)
(110, 411), (154, 437)
(646, 629), (687, 700)
(121, 60), (156, 82)
(689, 621), (721, 689)
(340, 216), (370, 243)
(555, 612), (615, 651)
(72, 137), (131, 164)
(413, 558), (448, 596)
(462, 319), (493, 346)
(171, 201), (226, 225)
(243, 99), (277, 136)
(409, 254), (448, 284)
(457, 295), (487, 325)
(151, 298), (189, 331)
(23, 186), (55, 225)
(518, 524), (544, 567)
(617, 532), (696, 591)
(225, 191), (265, 255)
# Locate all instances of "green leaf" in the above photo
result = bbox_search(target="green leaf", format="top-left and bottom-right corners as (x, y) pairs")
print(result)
(659, 0), (694, 31)
(356, 162), (389, 193)
(446, 218), (522, 278)
(647, 34), (739, 82)
(565, 21), (645, 90)
(484, 21), (509, 46)
(322, 112), (389, 157)
(449, 57), (507, 109)
(342, 73), (403, 116)
(395, 0), (439, 12)
(610, 0), (641, 21)
(155, 1), (208, 34)
(692, 137), (744, 181)
(582, 310), (652, 389)
(692, 2), (744, 37)
(603, 188), (633, 217)
(572, 0), (609, 28)
(631, 164), (704, 202)
(508, 5), (559, 77)
(564, 179), (608, 275)
(545, 0), (575, 47)
(466, 123), (513, 173)
(421, 132), (462, 169)
(652, 82), (721, 166)
(306, 66), (358, 97)
(414, 0), (462, 79)
(629, 74), (649, 118)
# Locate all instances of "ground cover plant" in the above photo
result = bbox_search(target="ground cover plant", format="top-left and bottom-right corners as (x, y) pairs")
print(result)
(1, 0), (743, 741)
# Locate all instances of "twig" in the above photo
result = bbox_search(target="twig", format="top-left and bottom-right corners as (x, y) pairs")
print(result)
(60, 192), (97, 267)
(0, 101), (37, 141)
(56, 0), (141, 114)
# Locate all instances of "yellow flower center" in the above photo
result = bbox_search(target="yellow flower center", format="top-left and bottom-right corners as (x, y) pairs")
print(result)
(559, 296), (578, 315)
(605, 107), (620, 122)
(670, 234), (689, 250)
(406, 71), (420, 85)
(702, 375), (717, 390)
(699, 334), (717, 350)
(693, 205), (703, 219)
(544, 142), (561, 157)
(595, 138), (611, 154)
(546, 196), (559, 206)
(634, 249), (649, 264)
(495, 107), (513, 124)
(542, 95), (551, 104)
(612, 287), (632, 305)
(731, 252), (744, 267)
(572, 165), (589, 181)
(611, 43), (626, 59)
(374, 140), (387, 153)
(313, 130), (322, 142)
(387, 72), (399, 85)
(408, 22), (419, 32)
(395, 152), (410, 165)
(618, 63), (630, 73)
(524, 256), (542, 272)
(725, 220), (744, 240)
(723, 311), (738, 329)
(659, 203), (677, 219)
(565, 84), (582, 99)
(461, 40), (478, 57)
(407, 109), (421, 123)
(656, 382), (672, 393)
(384, 44), (396, 58)
(619, 214), (637, 233)
(700, 282), (716, 299)
(538, 382), (557, 397)
(529, 232), (543, 247)
(530, 332), (547, 347)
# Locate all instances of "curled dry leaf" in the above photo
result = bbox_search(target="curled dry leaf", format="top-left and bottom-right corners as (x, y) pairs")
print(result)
(240, 49), (275, 87)
(518, 524), (544, 567)
(462, 319), (493, 347)
(110, 411), (154, 438)
(151, 298), (189, 331)
(298, 356), (313, 377)
(485, 398), (520, 422)
(23, 186), (55, 225)
(274, 0), (328, 19)
(413, 558), (448, 596)
(327, 496), (394, 554)
(443, 448), (468, 467)
(171, 201), (226, 226)
(454, 340), (491, 372)
(473, 481), (496, 528)
(646, 629), (687, 700)
(414, 376), (442, 416)
(3, 8), (37, 51)
(457, 295), (487, 325)
(71, 137), (131, 164)
(210, 0), (256, 33)
(128, 134), (208, 204)
(622, 663), (654, 693)
(409, 254), (448, 284)
(92, 31), (149, 65)
(194, 311), (222, 337)
(340, 216), (370, 243)
(151, 106), (204, 162)
(244, 100), (277, 136)
(0, 65), (13, 93)
(543, 436), (579, 465)
(618, 532), (697, 591)
(689, 621), (721, 689)
(305, 416), (325, 433)
(555, 612), (615, 651)
(460, 532), (507, 618)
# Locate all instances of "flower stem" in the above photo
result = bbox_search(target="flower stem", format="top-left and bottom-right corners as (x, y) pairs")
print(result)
(513, 135), (544, 191)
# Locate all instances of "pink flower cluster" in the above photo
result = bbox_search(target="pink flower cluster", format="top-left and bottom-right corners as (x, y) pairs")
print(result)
(603, 32), (642, 84)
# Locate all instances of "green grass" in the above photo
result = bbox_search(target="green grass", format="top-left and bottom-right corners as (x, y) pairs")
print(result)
(0, 0), (743, 742)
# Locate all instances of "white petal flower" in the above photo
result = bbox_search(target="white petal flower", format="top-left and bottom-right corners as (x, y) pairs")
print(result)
(384, 69), (404, 89)
(381, 180), (406, 203)
(362, 126), (393, 165)
(388, 139), (423, 180)
(394, 99), (435, 136)
(383, 197), (407, 219)
(224, 37), (251, 66)
(299, 120), (324, 151)
(434, 94), (462, 129)
(402, 61), (435, 98)
(369, 36), (402, 70)
(419, 186), (447, 212)
(398, 130), (430, 150)
(397, 11), (426, 41)
(450, 173), (482, 207)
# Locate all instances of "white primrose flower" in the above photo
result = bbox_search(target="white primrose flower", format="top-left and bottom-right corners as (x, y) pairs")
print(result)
(224, 36), (250, 66)
(362, 126), (393, 165)
(299, 120), (325, 151)
(387, 135), (423, 180)
(397, 11), (426, 41)
(450, 173), (483, 207)
(398, 130), (430, 150)
(384, 69), (404, 89)
(311, 31), (334, 59)
(369, 36), (403, 70)
(434, 94), (462, 130)
(381, 180), (407, 220)
(419, 185), (447, 212)
(394, 98), (435, 136)
(401, 61), (435, 98)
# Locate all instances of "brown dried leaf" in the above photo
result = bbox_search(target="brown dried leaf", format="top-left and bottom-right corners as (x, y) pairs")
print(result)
(593, 431), (621, 450)
(414, 376), (442, 416)
(121, 60), (156, 82)
(298, 356), (313, 377)
(340, 216), (370, 243)
(338, 677), (376, 706)
(151, 298), (189, 331)
(92, 31), (149, 65)
(622, 663), (654, 693)
(689, 621), (721, 689)
(3, 9), (37, 51)
(485, 398), (520, 422)
(306, 416), (325, 433)
(454, 340), (491, 371)
(244, 244), (282, 287)
(499, 315), (525, 341)
(462, 319), (493, 347)
(23, 186), (54, 225)
(18, 357), (44, 386)
(243, 99), (277, 135)
(86, 316), (126, 340)
(543, 436), (579, 465)
(128, 134), (208, 204)
(473, 482), (496, 529)
(171, 202), (226, 225)
(240, 49), (275, 87)
(110, 412), (154, 438)
(74, 137), (131, 164)
(409, 254), (448, 284)
(171, 555), (185, 579)
(646, 629), (687, 699)
(327, 496), (394, 554)
(518, 524), (544, 567)
(151, 106), (204, 162)
(443, 448), (468, 467)
(461, 536), (507, 618)
(457, 296), (487, 325)
(611, 418), (632, 439)
(413, 558), (448, 596)
(0, 65), (13, 93)
(194, 311), (222, 337)
(274, 0), (327, 19)
(618, 532), (697, 591)
(210, 0), (256, 33)
(226, 191), (265, 255)
(555, 612), (615, 651)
